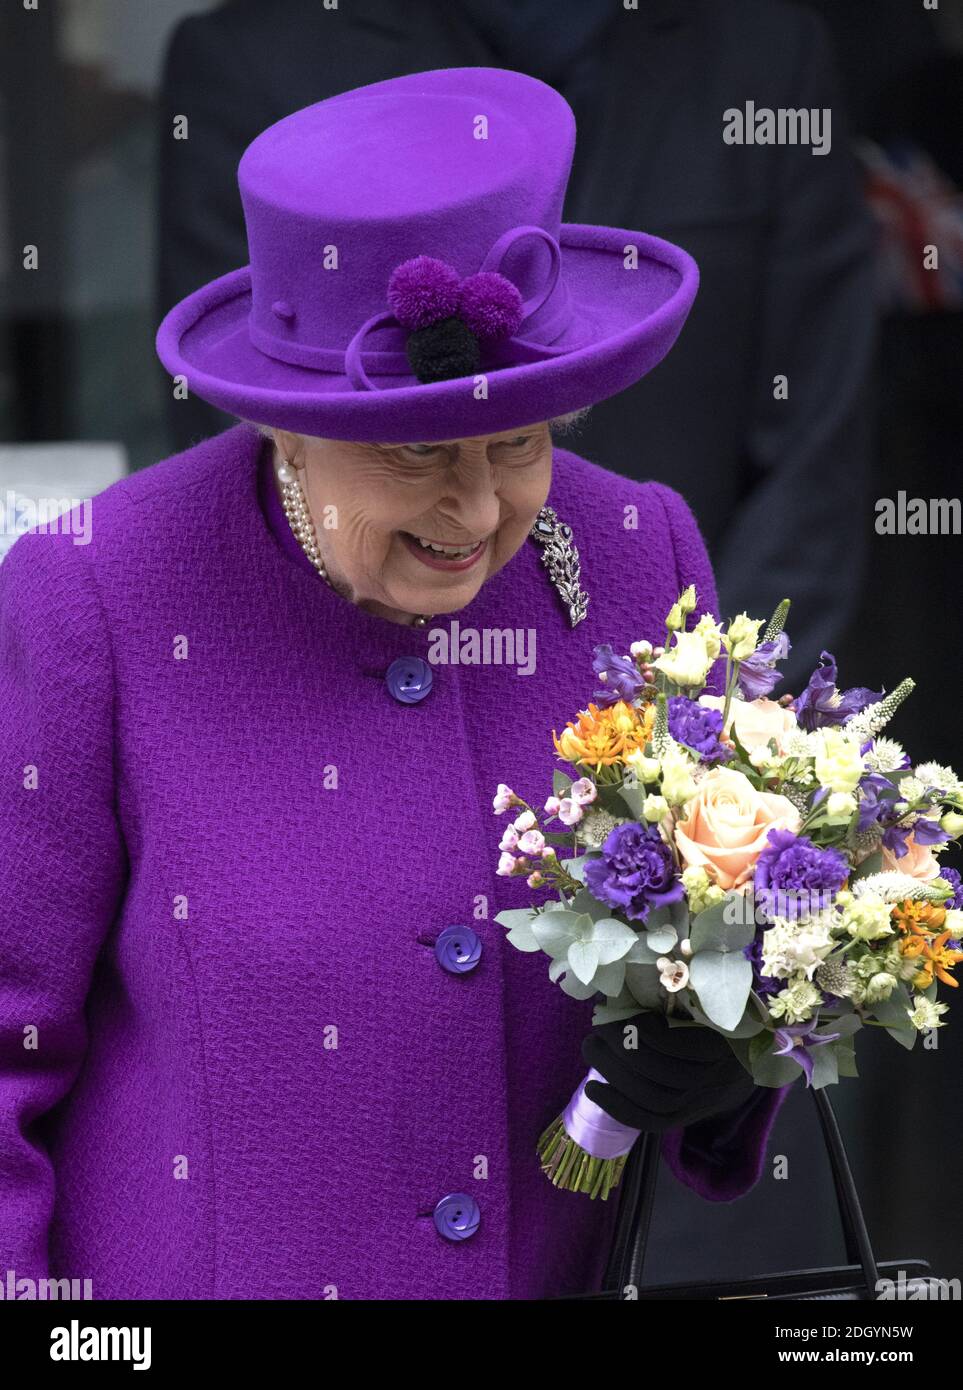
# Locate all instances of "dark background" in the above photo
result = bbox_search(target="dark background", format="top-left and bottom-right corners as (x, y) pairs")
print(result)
(1, 0), (960, 1287)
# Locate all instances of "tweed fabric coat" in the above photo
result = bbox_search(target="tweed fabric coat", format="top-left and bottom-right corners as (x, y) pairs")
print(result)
(0, 423), (791, 1299)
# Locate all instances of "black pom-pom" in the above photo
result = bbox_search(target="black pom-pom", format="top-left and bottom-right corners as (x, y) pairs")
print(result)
(405, 316), (480, 384)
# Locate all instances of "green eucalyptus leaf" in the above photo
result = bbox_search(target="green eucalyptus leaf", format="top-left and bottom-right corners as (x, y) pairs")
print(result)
(885, 1022), (918, 1051)
(809, 1044), (839, 1090)
(553, 769), (573, 797)
(593, 993), (645, 1027)
(568, 939), (600, 984)
(688, 951), (753, 1031)
(625, 935), (661, 965)
(530, 910), (581, 959)
(748, 1030), (805, 1086)
(871, 982), (913, 1028)
(624, 962), (663, 1008)
(589, 917), (639, 964)
(644, 924), (678, 954)
(686, 995), (765, 1038)
(559, 970), (598, 1000)
(494, 907), (540, 952)
(689, 893), (755, 953)
(594, 959), (628, 998)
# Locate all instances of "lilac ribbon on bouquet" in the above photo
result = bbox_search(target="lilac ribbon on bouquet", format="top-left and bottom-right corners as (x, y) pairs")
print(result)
(562, 1067), (641, 1159)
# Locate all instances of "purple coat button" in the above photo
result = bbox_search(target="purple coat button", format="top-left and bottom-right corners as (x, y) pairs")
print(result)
(385, 656), (433, 704)
(434, 925), (482, 974)
(432, 1192), (480, 1242)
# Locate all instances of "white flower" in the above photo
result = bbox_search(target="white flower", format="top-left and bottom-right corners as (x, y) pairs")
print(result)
(492, 783), (515, 814)
(941, 811), (963, 839)
(517, 829), (545, 855)
(768, 978), (822, 1025)
(623, 749), (661, 782)
(630, 639), (653, 660)
(643, 794), (669, 823)
(496, 852), (517, 876)
(557, 797), (583, 826)
(862, 737), (906, 774)
(914, 761), (963, 799)
(656, 957), (689, 992)
(813, 727), (865, 793)
(852, 872), (949, 904)
(570, 777), (597, 806)
(722, 613), (764, 662)
(654, 630), (715, 687)
(825, 791), (857, 819)
(839, 895), (894, 941)
(761, 916), (836, 981)
(513, 809), (536, 832)
(660, 746), (698, 806)
(908, 994), (949, 1031)
(498, 826), (519, 851)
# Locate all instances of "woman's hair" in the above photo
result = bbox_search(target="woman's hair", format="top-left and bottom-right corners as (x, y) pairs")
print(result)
(240, 405), (591, 444)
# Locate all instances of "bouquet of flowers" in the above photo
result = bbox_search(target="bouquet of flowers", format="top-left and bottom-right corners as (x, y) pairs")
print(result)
(493, 589), (963, 1199)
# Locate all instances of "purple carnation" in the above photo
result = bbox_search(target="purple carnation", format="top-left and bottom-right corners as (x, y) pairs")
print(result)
(591, 644), (644, 707)
(737, 632), (791, 700)
(939, 865), (963, 911)
(753, 828), (850, 920)
(667, 696), (732, 764)
(742, 932), (782, 998)
(583, 822), (684, 924)
(792, 651), (882, 732)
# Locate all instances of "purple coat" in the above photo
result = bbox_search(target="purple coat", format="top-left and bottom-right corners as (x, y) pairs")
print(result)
(0, 423), (791, 1299)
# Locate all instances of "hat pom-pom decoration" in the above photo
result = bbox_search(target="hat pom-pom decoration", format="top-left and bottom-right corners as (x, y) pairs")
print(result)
(457, 272), (523, 341)
(406, 317), (481, 385)
(386, 255), (523, 383)
(387, 256), (462, 330)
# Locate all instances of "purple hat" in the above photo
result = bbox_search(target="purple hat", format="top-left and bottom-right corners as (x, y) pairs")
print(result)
(155, 66), (699, 443)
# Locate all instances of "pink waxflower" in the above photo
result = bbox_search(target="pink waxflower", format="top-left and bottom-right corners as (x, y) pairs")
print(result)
(497, 851), (518, 876)
(544, 795), (561, 816)
(527, 871), (545, 888)
(557, 798), (583, 827)
(499, 825), (520, 852)
(492, 783), (516, 814)
(570, 777), (598, 806)
(513, 809), (537, 832)
(517, 829), (545, 855)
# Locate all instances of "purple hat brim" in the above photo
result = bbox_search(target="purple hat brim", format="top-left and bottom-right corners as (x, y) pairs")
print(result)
(155, 223), (698, 443)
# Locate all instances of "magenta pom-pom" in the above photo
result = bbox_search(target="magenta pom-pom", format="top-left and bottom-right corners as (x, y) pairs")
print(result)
(457, 271), (523, 340)
(387, 256), (462, 330)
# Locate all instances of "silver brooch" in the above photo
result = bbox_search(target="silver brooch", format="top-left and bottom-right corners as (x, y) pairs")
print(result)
(529, 505), (589, 627)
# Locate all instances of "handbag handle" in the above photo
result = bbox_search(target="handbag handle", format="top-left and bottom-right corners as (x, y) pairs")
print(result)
(604, 1086), (880, 1296)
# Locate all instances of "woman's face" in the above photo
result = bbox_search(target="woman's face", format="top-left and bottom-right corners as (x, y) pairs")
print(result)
(272, 423), (554, 622)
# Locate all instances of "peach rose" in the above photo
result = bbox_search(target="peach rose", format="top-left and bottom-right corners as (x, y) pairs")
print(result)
(881, 832), (942, 882)
(674, 766), (802, 892)
(699, 694), (798, 754)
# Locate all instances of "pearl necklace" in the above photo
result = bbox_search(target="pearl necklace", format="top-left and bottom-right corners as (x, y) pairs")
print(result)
(275, 457), (433, 628)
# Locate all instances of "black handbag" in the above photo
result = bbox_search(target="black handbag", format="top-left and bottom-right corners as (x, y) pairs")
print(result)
(556, 1086), (938, 1300)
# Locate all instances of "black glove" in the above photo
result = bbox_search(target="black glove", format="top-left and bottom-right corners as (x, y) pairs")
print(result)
(582, 1010), (756, 1133)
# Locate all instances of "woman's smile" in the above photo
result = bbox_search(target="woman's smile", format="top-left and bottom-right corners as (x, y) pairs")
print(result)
(399, 530), (490, 571)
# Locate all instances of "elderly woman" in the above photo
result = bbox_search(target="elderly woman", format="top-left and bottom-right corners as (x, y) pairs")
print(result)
(0, 67), (789, 1300)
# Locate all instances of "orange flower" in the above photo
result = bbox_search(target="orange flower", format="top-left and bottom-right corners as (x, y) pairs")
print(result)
(552, 700), (652, 770)
(891, 899), (947, 937)
(899, 928), (963, 990)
